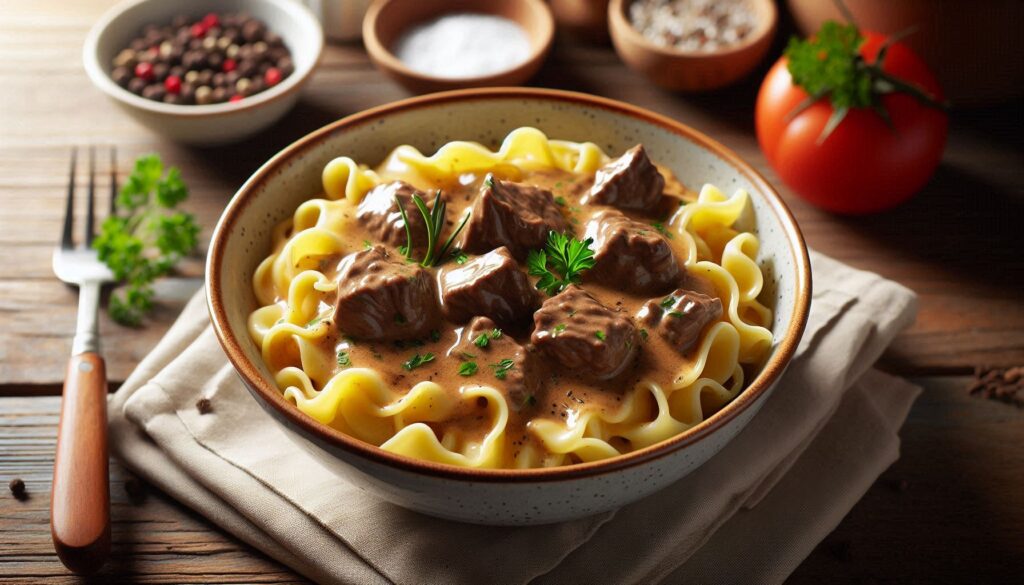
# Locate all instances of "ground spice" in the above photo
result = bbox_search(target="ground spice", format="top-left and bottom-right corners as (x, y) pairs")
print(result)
(968, 365), (1024, 407)
(196, 396), (213, 414)
(9, 478), (27, 501)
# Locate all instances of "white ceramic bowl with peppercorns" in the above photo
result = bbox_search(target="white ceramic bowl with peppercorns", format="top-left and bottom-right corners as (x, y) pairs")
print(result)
(84, 0), (323, 145)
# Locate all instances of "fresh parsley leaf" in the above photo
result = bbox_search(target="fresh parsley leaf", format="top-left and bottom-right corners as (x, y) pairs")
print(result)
(668, 310), (684, 318)
(484, 175), (495, 189)
(453, 249), (469, 265)
(651, 221), (674, 239)
(639, 328), (649, 341)
(490, 328), (502, 340)
(553, 323), (567, 336)
(336, 351), (351, 367)
(94, 154), (198, 326)
(527, 231), (596, 296)
(660, 296), (676, 309)
(459, 351), (476, 360)
(490, 358), (515, 380)
(554, 196), (567, 206)
(595, 330), (606, 341)
(402, 352), (435, 371)
(474, 333), (491, 348)
(458, 361), (478, 376)
(363, 239), (373, 249)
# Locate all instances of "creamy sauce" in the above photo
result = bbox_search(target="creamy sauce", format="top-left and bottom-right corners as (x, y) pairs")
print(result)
(297, 169), (715, 454)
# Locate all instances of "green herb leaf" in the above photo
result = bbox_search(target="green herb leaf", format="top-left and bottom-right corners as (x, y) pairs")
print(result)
(595, 330), (606, 341)
(491, 328), (502, 340)
(402, 352), (435, 371)
(94, 154), (198, 326)
(660, 296), (676, 309)
(553, 323), (567, 336)
(668, 310), (684, 318)
(336, 351), (351, 367)
(639, 328), (649, 341)
(474, 333), (490, 348)
(430, 329), (441, 342)
(554, 196), (567, 206)
(651, 221), (674, 239)
(527, 231), (596, 296)
(458, 361), (478, 376)
(490, 358), (515, 380)
(453, 249), (469, 265)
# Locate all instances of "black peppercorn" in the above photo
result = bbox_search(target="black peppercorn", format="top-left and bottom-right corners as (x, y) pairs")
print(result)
(111, 66), (132, 87)
(9, 478), (27, 501)
(127, 77), (147, 95)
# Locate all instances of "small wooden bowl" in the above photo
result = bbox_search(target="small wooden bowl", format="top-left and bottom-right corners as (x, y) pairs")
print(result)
(608, 0), (777, 92)
(363, 0), (555, 94)
(550, 0), (611, 43)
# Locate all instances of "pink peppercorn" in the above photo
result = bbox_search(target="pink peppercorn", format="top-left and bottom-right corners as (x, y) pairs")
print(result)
(164, 75), (182, 94)
(264, 67), (282, 87)
(190, 23), (207, 38)
(202, 13), (220, 29)
(222, 58), (237, 73)
(229, 94), (243, 103)
(134, 61), (155, 81)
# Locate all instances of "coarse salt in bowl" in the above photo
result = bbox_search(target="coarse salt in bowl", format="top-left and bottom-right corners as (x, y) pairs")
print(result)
(363, 0), (555, 94)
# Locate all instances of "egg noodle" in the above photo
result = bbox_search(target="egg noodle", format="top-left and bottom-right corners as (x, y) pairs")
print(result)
(248, 128), (773, 469)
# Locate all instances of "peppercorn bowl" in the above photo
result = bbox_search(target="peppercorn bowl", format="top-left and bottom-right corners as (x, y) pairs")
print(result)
(83, 0), (323, 145)
(206, 87), (811, 525)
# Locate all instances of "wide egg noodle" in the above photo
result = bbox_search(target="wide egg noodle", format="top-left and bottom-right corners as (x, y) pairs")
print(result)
(248, 128), (773, 468)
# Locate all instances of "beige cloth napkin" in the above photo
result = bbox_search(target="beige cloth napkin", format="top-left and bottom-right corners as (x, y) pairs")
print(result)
(108, 251), (921, 585)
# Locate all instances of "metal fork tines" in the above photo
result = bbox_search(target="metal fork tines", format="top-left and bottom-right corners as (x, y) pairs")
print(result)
(53, 146), (117, 356)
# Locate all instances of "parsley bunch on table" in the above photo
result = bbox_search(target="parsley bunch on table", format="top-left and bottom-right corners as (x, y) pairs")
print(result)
(93, 154), (199, 326)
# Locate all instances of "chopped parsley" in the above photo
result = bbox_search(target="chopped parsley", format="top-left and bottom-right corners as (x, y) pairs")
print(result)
(306, 316), (324, 328)
(668, 310), (684, 318)
(363, 239), (373, 249)
(652, 221), (674, 239)
(458, 361), (478, 376)
(336, 351), (351, 367)
(594, 330), (606, 341)
(660, 296), (676, 309)
(484, 175), (495, 189)
(639, 328), (649, 341)
(490, 359), (515, 380)
(522, 394), (537, 407)
(553, 323), (567, 336)
(459, 351), (476, 360)
(402, 352), (435, 371)
(473, 328), (503, 347)
(453, 249), (469, 265)
(554, 196), (567, 206)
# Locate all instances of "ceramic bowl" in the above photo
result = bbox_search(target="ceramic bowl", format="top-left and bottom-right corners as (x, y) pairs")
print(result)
(207, 88), (811, 525)
(608, 0), (777, 92)
(362, 0), (555, 94)
(83, 0), (323, 145)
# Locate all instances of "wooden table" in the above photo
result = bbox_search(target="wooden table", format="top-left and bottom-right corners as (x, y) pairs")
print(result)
(2, 1), (1021, 583)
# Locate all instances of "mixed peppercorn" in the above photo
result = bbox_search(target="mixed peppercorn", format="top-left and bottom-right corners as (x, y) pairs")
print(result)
(109, 12), (294, 105)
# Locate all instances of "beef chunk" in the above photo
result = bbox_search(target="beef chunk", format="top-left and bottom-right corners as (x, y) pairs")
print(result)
(453, 316), (541, 407)
(333, 245), (439, 340)
(460, 174), (570, 260)
(637, 289), (723, 353)
(356, 181), (429, 248)
(438, 246), (539, 325)
(582, 145), (665, 211)
(583, 209), (681, 294)
(531, 285), (639, 381)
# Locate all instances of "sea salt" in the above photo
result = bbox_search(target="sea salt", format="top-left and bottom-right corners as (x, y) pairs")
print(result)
(393, 13), (532, 79)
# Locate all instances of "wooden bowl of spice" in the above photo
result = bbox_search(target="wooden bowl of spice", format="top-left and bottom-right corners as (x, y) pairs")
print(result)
(609, 0), (777, 92)
(363, 0), (554, 94)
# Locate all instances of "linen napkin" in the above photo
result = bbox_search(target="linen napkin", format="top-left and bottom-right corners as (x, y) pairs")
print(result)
(108, 251), (920, 585)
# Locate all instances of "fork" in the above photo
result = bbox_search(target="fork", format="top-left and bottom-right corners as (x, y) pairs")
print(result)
(50, 146), (116, 575)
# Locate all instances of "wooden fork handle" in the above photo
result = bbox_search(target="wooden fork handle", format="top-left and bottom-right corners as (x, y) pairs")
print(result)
(51, 351), (110, 575)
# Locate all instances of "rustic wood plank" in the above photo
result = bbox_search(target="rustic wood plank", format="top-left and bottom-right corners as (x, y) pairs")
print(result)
(0, 396), (308, 584)
(2, 379), (1021, 582)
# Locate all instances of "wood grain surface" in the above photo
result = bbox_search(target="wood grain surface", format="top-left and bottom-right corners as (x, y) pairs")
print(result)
(0, 0), (1021, 582)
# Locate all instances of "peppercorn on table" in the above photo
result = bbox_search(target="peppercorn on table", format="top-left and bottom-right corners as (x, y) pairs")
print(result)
(1, 0), (1022, 582)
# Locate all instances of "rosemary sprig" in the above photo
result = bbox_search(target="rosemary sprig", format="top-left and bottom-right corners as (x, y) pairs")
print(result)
(395, 191), (470, 267)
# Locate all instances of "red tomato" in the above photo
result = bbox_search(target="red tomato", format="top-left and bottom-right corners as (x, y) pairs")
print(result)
(756, 33), (948, 214)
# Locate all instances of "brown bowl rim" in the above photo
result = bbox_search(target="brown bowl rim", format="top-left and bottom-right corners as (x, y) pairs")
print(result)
(206, 87), (812, 483)
(362, 0), (555, 88)
(608, 0), (778, 59)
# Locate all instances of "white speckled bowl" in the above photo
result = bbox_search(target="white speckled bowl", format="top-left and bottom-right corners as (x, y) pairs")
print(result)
(83, 0), (323, 145)
(207, 88), (811, 525)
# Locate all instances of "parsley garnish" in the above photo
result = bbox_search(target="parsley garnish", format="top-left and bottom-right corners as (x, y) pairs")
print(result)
(651, 221), (674, 239)
(595, 330), (606, 341)
(553, 324), (567, 336)
(522, 394), (537, 407)
(395, 190), (469, 267)
(458, 361), (478, 376)
(453, 249), (469, 265)
(668, 310), (684, 318)
(473, 328), (502, 348)
(459, 351), (476, 360)
(363, 239), (373, 249)
(402, 352), (435, 371)
(94, 154), (199, 326)
(785, 18), (947, 143)
(660, 296), (676, 309)
(639, 328), (649, 341)
(526, 231), (597, 296)
(336, 351), (351, 367)
(554, 196), (567, 206)
(484, 175), (495, 189)
(490, 359), (515, 380)
(306, 316), (323, 328)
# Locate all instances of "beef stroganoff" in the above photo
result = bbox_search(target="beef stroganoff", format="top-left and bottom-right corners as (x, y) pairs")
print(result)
(247, 128), (773, 469)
